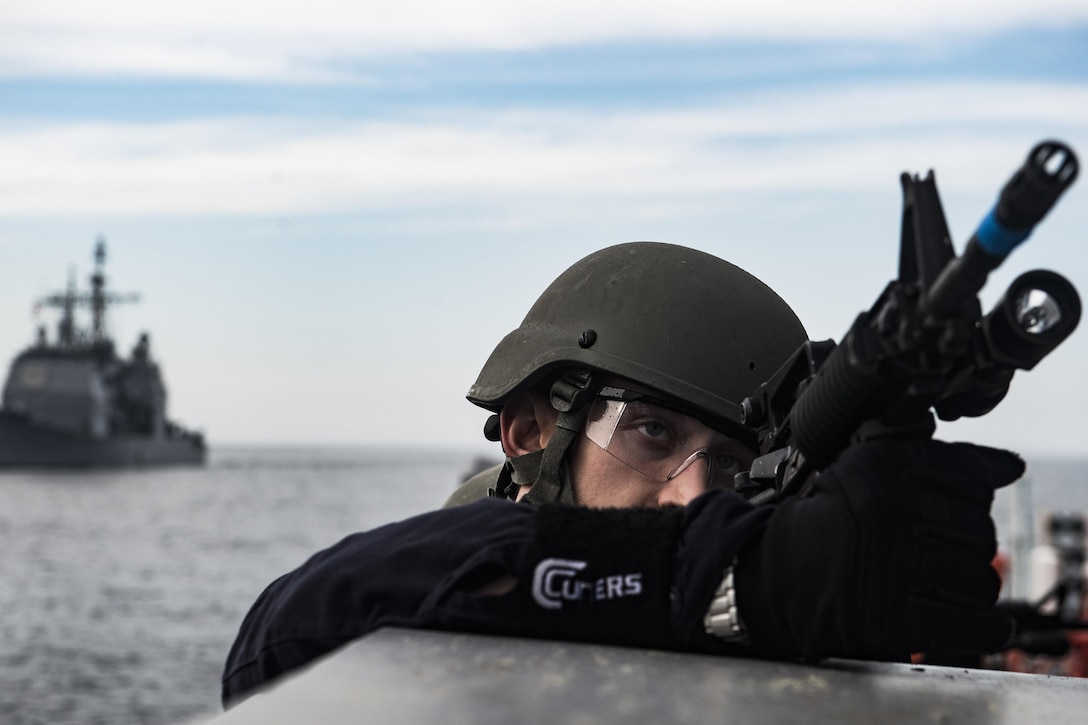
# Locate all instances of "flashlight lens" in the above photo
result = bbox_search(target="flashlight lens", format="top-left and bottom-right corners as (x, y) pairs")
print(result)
(1015, 288), (1063, 333)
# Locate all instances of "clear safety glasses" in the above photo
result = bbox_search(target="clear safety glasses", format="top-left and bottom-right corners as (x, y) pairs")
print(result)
(582, 387), (756, 491)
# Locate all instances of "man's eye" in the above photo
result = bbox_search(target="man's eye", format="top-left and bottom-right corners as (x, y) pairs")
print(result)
(636, 420), (670, 440)
(713, 453), (742, 473)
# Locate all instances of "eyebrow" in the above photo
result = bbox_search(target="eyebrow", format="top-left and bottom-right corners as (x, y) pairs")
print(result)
(618, 399), (753, 453)
(594, 383), (759, 451)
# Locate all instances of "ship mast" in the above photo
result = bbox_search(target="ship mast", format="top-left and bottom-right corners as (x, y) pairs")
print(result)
(91, 239), (112, 344)
(36, 236), (141, 348)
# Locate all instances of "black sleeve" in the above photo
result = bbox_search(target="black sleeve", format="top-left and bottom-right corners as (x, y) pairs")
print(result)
(222, 492), (770, 708)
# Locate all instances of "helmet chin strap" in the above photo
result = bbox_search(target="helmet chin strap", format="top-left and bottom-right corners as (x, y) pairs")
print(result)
(518, 416), (581, 505)
(502, 370), (595, 505)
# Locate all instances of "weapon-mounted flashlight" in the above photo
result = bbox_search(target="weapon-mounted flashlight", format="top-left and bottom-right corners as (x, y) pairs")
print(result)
(983, 270), (1081, 370)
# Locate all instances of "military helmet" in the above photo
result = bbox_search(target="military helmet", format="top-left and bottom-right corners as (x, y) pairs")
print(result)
(467, 242), (807, 436)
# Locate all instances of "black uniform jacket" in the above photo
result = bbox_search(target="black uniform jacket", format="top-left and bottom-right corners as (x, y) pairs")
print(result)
(221, 492), (769, 708)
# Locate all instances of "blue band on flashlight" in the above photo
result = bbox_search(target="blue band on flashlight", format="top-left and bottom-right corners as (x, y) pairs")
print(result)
(975, 208), (1032, 257)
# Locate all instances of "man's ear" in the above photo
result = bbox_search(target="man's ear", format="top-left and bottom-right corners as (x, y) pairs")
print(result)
(499, 391), (556, 456)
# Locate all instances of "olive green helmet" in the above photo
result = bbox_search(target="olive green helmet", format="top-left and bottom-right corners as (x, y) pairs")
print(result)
(468, 242), (807, 437)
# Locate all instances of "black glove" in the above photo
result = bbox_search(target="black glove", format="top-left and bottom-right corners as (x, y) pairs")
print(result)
(735, 438), (1023, 662)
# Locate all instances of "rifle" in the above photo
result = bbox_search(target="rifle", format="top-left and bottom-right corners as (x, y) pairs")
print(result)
(736, 141), (1081, 505)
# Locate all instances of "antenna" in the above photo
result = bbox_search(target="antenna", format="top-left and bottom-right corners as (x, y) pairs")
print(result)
(36, 237), (141, 347)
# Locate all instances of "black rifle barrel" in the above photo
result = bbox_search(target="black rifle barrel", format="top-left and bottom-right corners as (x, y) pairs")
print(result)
(926, 141), (1078, 319)
(788, 142), (1078, 471)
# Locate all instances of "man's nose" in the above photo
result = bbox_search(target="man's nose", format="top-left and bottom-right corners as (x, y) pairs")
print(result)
(657, 453), (709, 506)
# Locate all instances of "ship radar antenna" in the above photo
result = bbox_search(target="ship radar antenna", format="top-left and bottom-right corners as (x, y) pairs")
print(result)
(35, 237), (141, 348)
(91, 236), (108, 343)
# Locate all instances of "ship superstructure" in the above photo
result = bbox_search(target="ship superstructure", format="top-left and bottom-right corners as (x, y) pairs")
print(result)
(0, 238), (205, 466)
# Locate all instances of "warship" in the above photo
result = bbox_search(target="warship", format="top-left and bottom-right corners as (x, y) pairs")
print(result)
(0, 238), (205, 466)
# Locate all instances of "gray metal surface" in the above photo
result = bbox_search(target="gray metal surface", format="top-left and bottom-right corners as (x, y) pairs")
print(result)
(210, 628), (1088, 724)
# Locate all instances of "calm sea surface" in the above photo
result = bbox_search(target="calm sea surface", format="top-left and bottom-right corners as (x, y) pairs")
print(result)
(2, 446), (1087, 725)
(0, 446), (481, 725)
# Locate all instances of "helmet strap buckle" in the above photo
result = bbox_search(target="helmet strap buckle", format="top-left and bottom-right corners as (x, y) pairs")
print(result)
(549, 369), (595, 414)
(516, 370), (594, 505)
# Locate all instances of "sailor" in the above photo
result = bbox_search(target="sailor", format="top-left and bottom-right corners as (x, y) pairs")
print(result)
(222, 242), (1022, 707)
(443, 241), (804, 510)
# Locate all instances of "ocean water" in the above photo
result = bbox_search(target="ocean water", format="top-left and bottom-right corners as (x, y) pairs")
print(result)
(0, 446), (479, 725)
(1, 447), (1086, 725)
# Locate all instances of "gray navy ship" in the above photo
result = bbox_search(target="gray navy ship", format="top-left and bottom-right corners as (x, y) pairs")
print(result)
(0, 238), (205, 466)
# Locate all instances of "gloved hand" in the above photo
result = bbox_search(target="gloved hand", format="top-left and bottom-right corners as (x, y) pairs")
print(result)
(735, 438), (1024, 662)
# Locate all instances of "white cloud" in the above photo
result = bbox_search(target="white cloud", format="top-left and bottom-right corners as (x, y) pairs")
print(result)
(2, 73), (1086, 453)
(3, 4), (1086, 455)
(3, 1), (1088, 79)
(2, 81), (1085, 216)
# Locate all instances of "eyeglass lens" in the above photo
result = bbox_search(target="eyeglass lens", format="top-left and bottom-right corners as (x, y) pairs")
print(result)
(584, 398), (753, 490)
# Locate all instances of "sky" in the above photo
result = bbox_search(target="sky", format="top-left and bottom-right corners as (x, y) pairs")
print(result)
(1, 1), (1088, 457)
